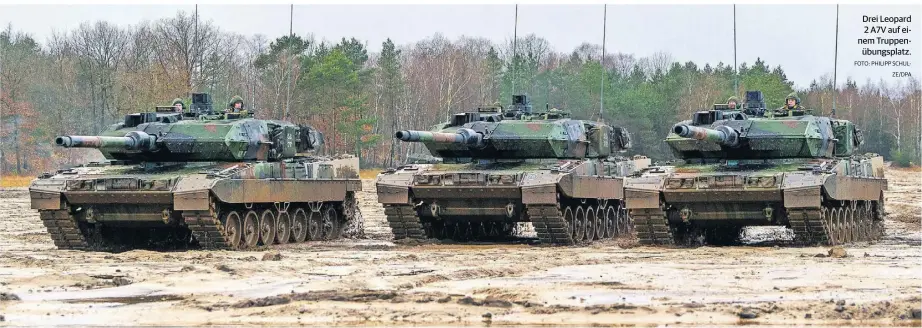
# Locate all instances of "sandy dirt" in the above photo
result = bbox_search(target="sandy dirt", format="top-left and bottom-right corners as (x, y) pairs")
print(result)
(0, 168), (919, 327)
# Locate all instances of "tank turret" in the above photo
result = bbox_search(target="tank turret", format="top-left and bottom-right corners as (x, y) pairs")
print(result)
(395, 95), (632, 162)
(665, 90), (863, 159)
(54, 102), (323, 163)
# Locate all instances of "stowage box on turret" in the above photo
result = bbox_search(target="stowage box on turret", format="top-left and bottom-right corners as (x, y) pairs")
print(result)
(376, 95), (650, 245)
(30, 93), (364, 251)
(624, 91), (887, 246)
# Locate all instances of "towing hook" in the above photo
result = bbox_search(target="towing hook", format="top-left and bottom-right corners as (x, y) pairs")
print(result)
(429, 203), (440, 218)
(679, 207), (692, 222)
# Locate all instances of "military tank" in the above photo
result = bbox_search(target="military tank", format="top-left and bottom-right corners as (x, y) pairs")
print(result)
(29, 93), (363, 251)
(376, 95), (650, 245)
(624, 91), (887, 246)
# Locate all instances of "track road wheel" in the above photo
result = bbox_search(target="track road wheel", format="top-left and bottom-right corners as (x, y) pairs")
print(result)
(243, 210), (260, 249)
(585, 206), (597, 241)
(583, 207), (595, 241)
(574, 206), (586, 242)
(836, 207), (848, 245)
(321, 205), (338, 240)
(563, 207), (575, 238)
(603, 205), (616, 239)
(618, 205), (631, 236)
(844, 207), (855, 244)
(276, 212), (291, 244)
(594, 206), (605, 240)
(259, 209), (276, 246)
(823, 208), (833, 245)
(307, 210), (322, 241)
(291, 208), (308, 243)
(224, 211), (243, 249)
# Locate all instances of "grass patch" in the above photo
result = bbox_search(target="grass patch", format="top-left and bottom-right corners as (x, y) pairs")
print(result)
(0, 176), (34, 188)
(889, 165), (921, 172)
(360, 169), (382, 179)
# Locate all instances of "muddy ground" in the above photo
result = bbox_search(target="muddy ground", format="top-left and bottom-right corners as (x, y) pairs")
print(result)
(0, 167), (919, 327)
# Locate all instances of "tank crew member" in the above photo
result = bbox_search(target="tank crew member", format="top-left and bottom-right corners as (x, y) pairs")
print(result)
(727, 96), (739, 110)
(778, 92), (804, 114)
(227, 95), (244, 113)
(172, 98), (185, 113)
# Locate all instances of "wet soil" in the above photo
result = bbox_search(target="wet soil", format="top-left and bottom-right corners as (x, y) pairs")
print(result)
(0, 167), (919, 326)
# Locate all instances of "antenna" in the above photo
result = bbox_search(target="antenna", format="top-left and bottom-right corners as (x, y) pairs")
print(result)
(193, 4), (198, 95)
(832, 4), (839, 117)
(284, 4), (294, 119)
(733, 4), (738, 96)
(599, 4), (607, 119)
(512, 4), (518, 95)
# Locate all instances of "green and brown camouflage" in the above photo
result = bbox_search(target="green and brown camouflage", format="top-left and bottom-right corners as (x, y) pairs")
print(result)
(377, 95), (650, 245)
(624, 90), (887, 246)
(29, 93), (363, 252)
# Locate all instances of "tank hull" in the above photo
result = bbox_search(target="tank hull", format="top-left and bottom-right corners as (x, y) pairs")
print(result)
(624, 156), (887, 246)
(376, 157), (650, 245)
(29, 156), (364, 251)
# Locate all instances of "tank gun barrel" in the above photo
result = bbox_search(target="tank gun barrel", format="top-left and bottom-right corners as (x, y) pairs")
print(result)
(55, 131), (157, 151)
(673, 124), (740, 147)
(395, 128), (484, 147)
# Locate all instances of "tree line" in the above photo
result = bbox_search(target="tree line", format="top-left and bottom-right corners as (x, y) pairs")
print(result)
(1, 11), (919, 176)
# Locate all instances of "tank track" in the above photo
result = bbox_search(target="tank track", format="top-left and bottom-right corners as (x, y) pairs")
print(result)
(383, 205), (426, 240)
(384, 201), (634, 245)
(183, 206), (234, 250)
(341, 194), (365, 239)
(631, 208), (674, 245)
(790, 202), (883, 246)
(526, 204), (574, 245)
(788, 207), (827, 246)
(183, 193), (364, 250)
(40, 210), (89, 250)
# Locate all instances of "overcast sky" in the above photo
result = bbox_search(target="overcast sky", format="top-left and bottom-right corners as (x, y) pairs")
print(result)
(1, 4), (919, 88)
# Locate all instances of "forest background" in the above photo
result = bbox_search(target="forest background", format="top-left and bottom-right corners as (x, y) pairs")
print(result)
(1, 11), (919, 177)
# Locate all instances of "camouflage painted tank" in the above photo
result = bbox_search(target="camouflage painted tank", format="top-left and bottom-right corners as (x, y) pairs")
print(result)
(29, 93), (363, 251)
(624, 91), (887, 246)
(376, 95), (650, 245)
